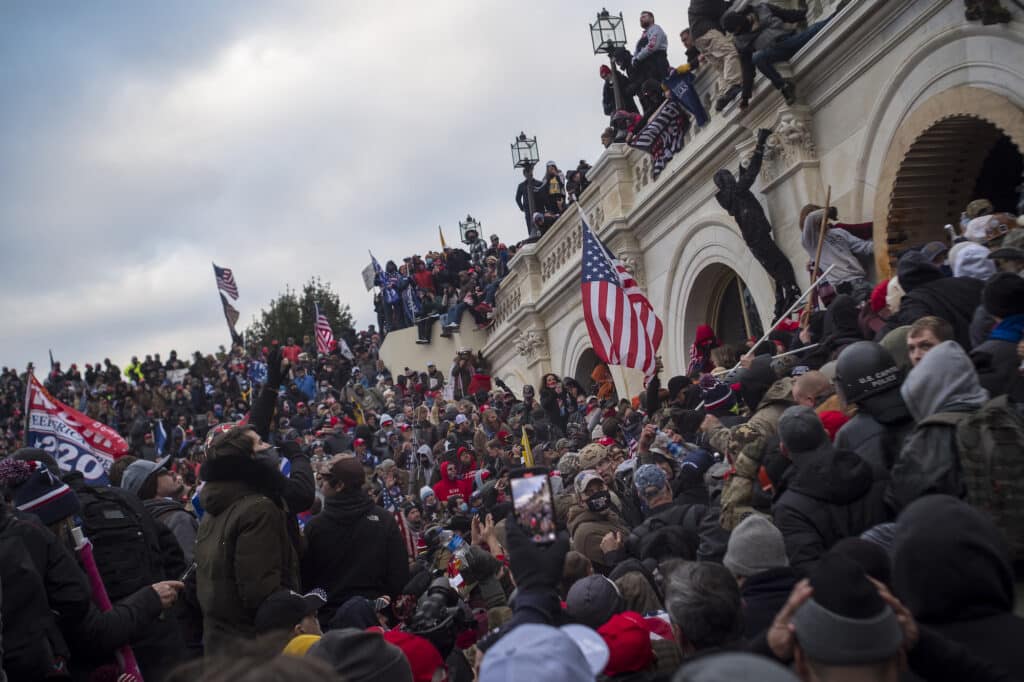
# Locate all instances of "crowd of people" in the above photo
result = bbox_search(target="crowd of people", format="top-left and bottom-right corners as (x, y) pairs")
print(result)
(2, 188), (1024, 681)
(3, 1), (1024, 680)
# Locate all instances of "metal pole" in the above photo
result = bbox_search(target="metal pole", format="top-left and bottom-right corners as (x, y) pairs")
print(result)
(526, 162), (537, 237)
(736, 276), (753, 340)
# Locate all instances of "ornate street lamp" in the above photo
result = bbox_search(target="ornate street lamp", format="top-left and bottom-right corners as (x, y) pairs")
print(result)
(511, 132), (539, 170)
(458, 214), (482, 244)
(590, 8), (628, 112)
(511, 132), (541, 236)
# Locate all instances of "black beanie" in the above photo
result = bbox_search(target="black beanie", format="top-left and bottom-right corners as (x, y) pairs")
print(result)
(828, 537), (892, 586)
(666, 375), (689, 401)
(983, 272), (1024, 319)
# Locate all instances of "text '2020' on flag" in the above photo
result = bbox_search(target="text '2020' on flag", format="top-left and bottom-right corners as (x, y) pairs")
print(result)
(580, 216), (663, 379)
(25, 374), (129, 484)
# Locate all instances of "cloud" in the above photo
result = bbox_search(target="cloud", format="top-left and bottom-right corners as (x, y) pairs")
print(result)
(0, 1), (691, 372)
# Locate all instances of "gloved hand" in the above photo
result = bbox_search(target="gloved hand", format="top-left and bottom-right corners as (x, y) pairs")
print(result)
(757, 128), (772, 145)
(505, 513), (569, 592)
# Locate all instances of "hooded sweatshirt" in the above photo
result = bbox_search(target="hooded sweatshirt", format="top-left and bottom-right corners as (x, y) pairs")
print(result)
(887, 341), (988, 511)
(893, 495), (1024, 678)
(432, 464), (472, 503)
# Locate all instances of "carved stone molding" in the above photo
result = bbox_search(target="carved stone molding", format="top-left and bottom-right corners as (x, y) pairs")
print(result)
(618, 253), (645, 288)
(761, 107), (817, 184)
(515, 329), (549, 365)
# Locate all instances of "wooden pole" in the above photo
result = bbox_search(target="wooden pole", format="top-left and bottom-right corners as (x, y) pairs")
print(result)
(804, 185), (832, 318)
(736, 276), (753, 340)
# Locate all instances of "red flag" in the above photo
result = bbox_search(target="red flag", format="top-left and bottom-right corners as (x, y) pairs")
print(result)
(580, 217), (663, 379)
(25, 374), (129, 484)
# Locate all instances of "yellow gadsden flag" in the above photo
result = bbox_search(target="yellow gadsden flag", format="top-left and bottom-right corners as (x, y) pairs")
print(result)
(439, 225), (447, 250)
(521, 426), (534, 467)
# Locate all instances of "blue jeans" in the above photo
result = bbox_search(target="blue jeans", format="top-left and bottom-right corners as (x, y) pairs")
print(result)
(445, 302), (466, 327)
(752, 19), (829, 88)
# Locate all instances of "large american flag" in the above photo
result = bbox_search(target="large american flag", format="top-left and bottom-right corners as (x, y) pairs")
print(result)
(314, 303), (334, 355)
(581, 217), (663, 379)
(212, 263), (239, 300)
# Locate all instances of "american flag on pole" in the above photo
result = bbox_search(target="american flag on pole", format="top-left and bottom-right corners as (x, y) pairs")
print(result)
(212, 263), (239, 300)
(314, 304), (334, 355)
(581, 216), (663, 379)
(220, 294), (240, 329)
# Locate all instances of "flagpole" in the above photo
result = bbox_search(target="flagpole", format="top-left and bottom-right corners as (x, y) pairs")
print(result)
(730, 264), (835, 371)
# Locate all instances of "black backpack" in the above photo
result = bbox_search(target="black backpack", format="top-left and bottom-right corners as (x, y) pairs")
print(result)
(76, 485), (162, 601)
(630, 504), (701, 561)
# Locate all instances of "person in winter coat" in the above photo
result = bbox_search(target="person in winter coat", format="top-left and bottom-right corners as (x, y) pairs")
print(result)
(539, 373), (571, 433)
(714, 129), (802, 320)
(893, 495), (1024, 679)
(567, 470), (630, 573)
(722, 3), (831, 107)
(121, 458), (198, 563)
(704, 354), (794, 530)
(688, 0), (743, 111)
(194, 425), (301, 655)
(801, 208), (875, 303)
(833, 342), (915, 477)
(0, 462), (184, 681)
(772, 406), (890, 572)
(722, 513), (797, 639)
(632, 11), (671, 85)
(600, 64), (639, 116)
(432, 460), (472, 504)
(301, 457), (409, 625)
(881, 250), (984, 350)
(887, 341), (988, 512)
(971, 272), (1024, 396)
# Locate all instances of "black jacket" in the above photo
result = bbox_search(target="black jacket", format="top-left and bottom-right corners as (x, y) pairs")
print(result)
(884, 277), (984, 350)
(833, 397), (914, 478)
(971, 337), (1020, 396)
(739, 566), (798, 639)
(893, 495), (1024, 680)
(772, 444), (890, 572)
(0, 511), (163, 680)
(301, 490), (410, 622)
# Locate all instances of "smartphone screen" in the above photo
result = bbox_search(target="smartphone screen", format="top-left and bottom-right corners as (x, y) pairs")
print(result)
(511, 471), (556, 543)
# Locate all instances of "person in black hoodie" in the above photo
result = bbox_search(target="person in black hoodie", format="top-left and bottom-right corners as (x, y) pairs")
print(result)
(301, 456), (410, 626)
(881, 249), (984, 350)
(833, 341), (914, 477)
(772, 406), (890, 572)
(893, 495), (1024, 679)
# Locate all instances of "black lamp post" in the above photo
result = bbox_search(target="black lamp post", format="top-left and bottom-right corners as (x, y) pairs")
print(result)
(511, 132), (541, 236)
(458, 214), (481, 244)
(590, 8), (628, 112)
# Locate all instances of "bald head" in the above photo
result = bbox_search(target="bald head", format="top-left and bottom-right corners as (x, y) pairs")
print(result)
(792, 371), (833, 408)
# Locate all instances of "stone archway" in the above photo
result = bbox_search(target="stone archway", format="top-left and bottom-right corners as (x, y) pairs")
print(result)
(682, 263), (764, 348)
(573, 348), (601, 392)
(872, 86), (1024, 275)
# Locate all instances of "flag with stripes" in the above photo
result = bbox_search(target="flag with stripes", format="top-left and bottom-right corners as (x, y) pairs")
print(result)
(314, 303), (334, 355)
(212, 263), (239, 300)
(628, 99), (690, 180)
(580, 217), (663, 379)
(220, 293), (240, 329)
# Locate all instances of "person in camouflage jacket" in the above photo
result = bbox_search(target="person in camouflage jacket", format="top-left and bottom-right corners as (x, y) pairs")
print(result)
(702, 355), (794, 530)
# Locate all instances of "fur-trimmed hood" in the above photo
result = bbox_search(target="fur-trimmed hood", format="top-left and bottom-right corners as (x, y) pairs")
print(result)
(199, 454), (284, 515)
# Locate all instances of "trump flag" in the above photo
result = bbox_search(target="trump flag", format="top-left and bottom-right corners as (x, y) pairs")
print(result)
(25, 374), (129, 484)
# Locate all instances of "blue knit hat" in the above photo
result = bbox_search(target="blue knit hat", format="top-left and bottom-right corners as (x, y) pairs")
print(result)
(0, 459), (81, 526)
(700, 375), (738, 416)
(633, 464), (667, 499)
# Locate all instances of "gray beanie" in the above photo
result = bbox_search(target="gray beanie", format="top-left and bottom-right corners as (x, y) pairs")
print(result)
(778, 405), (828, 454)
(675, 652), (799, 681)
(723, 514), (789, 578)
(565, 575), (623, 629)
(308, 628), (412, 682)
(120, 456), (170, 498)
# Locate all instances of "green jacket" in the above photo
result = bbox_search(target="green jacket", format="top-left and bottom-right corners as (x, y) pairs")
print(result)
(195, 457), (300, 654)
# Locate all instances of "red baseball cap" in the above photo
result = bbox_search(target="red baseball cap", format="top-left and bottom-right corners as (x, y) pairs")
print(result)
(354, 438), (366, 446)
(598, 612), (654, 676)
(383, 631), (445, 682)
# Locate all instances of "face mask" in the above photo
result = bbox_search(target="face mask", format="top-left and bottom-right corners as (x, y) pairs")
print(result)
(458, 502), (469, 513)
(586, 489), (612, 513)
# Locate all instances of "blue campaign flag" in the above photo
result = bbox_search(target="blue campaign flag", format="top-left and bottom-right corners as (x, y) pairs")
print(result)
(154, 421), (167, 455)
(663, 69), (709, 127)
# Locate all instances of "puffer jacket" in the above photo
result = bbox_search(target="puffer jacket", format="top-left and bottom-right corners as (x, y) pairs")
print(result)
(144, 497), (198, 564)
(194, 456), (300, 655)
(566, 502), (630, 571)
(887, 341), (988, 512)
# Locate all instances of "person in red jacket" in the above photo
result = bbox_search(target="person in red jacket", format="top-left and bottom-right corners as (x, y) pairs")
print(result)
(281, 337), (302, 365)
(432, 462), (470, 502)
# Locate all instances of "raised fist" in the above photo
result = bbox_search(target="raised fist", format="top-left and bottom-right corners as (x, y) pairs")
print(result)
(757, 128), (772, 145)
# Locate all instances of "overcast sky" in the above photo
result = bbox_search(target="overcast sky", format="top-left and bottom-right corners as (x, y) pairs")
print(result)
(1, 2), (691, 372)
